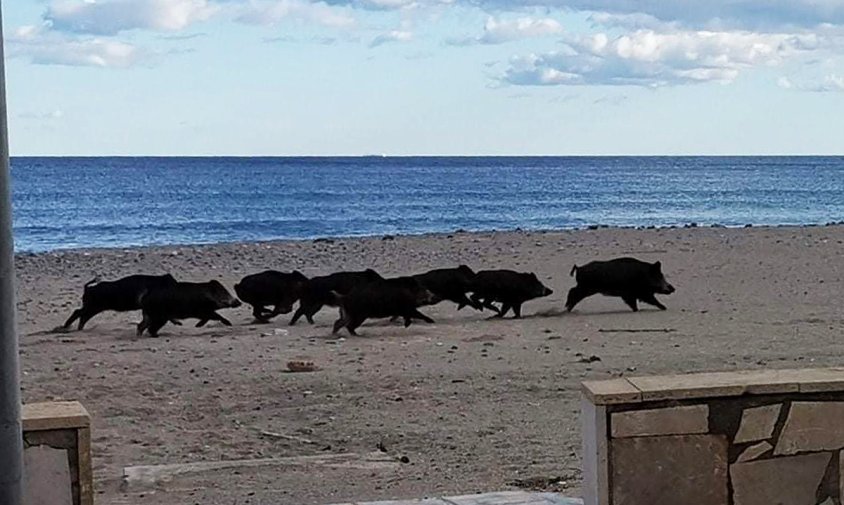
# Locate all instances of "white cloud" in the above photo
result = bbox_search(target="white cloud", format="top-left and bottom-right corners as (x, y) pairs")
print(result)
(779, 74), (844, 92)
(8, 25), (144, 67)
(45, 0), (218, 35)
(323, 0), (452, 10)
(588, 11), (676, 31)
(339, 0), (418, 9)
(276, 0), (844, 32)
(503, 29), (813, 87)
(470, 0), (844, 31)
(236, 0), (356, 27)
(449, 16), (563, 45)
(369, 29), (412, 47)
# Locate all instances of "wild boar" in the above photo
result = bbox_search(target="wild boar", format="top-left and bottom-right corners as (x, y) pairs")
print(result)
(137, 280), (242, 337)
(412, 265), (480, 311)
(565, 257), (675, 312)
(289, 269), (383, 325)
(63, 274), (178, 331)
(332, 276), (438, 336)
(234, 270), (308, 322)
(468, 270), (553, 318)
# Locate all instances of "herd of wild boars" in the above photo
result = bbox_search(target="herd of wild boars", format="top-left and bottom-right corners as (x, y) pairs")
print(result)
(60, 257), (675, 337)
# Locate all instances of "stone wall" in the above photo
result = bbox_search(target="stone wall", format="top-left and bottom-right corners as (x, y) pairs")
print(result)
(22, 401), (93, 505)
(581, 368), (844, 505)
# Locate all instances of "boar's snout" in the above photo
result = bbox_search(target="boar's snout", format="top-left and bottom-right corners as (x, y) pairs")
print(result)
(543, 287), (553, 297)
(657, 281), (675, 295)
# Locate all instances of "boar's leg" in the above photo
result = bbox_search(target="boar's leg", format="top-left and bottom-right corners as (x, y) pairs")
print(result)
(332, 317), (347, 334)
(289, 303), (320, 325)
(495, 303), (511, 318)
(289, 305), (308, 325)
(332, 306), (349, 334)
(455, 294), (480, 311)
(208, 312), (233, 326)
(621, 295), (639, 312)
(251, 305), (270, 323)
(70, 307), (103, 331)
(136, 314), (151, 336)
(409, 309), (434, 324)
(267, 303), (294, 319)
(146, 318), (167, 338)
(512, 303), (523, 319)
(565, 286), (594, 312)
(345, 316), (366, 336)
(304, 306), (320, 324)
(469, 293), (485, 310)
(639, 293), (667, 310)
(472, 294), (503, 315)
(63, 308), (84, 329)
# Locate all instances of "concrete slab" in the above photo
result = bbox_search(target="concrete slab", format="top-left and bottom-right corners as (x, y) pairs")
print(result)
(23, 445), (73, 505)
(326, 492), (582, 505)
(124, 452), (400, 490)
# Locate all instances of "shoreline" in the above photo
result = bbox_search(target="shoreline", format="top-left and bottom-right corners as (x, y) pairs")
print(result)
(15, 221), (844, 257)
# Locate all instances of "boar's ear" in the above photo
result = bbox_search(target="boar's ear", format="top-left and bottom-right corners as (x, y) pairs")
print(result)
(653, 261), (662, 271)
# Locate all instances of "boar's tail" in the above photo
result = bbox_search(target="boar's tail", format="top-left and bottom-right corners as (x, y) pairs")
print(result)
(84, 276), (101, 288)
(569, 265), (578, 277)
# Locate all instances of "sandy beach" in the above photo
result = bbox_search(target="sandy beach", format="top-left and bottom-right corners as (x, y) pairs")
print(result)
(15, 225), (844, 505)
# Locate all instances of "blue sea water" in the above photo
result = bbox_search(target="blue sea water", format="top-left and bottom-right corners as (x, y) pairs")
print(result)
(10, 156), (844, 253)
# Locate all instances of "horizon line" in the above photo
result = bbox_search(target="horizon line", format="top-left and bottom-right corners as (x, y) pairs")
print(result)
(10, 154), (844, 158)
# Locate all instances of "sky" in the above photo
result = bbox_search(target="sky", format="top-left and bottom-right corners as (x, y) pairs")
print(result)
(3, 0), (844, 155)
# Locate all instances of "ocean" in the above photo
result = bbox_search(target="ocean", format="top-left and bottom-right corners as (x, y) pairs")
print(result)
(10, 156), (844, 253)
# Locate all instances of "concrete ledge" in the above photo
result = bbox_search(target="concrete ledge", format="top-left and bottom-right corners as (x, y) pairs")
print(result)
(22, 401), (93, 505)
(582, 368), (844, 505)
(583, 367), (844, 404)
(22, 401), (90, 431)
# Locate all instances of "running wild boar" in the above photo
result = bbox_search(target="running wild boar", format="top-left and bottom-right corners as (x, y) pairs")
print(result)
(234, 270), (308, 322)
(412, 265), (481, 311)
(565, 257), (675, 312)
(289, 269), (383, 325)
(468, 270), (553, 318)
(63, 274), (178, 331)
(137, 280), (242, 337)
(332, 276), (438, 336)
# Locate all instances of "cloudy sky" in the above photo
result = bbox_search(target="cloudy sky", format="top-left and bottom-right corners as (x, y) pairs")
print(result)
(4, 0), (844, 155)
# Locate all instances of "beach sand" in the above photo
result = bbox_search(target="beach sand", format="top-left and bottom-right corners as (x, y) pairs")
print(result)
(16, 225), (844, 504)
